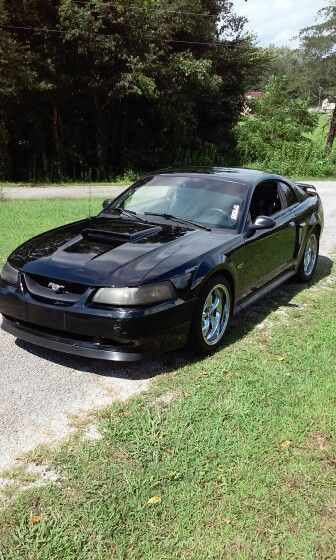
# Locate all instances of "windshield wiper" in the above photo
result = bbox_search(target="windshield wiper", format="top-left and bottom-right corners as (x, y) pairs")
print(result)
(144, 212), (211, 231)
(108, 207), (148, 224)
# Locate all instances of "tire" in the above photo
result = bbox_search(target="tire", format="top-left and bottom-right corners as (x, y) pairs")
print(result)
(296, 230), (319, 282)
(188, 275), (232, 356)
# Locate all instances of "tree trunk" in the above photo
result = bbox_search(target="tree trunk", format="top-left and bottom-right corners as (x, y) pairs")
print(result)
(95, 110), (107, 181)
(36, 113), (48, 180)
(52, 101), (65, 179)
(326, 105), (336, 153)
(52, 101), (61, 154)
(0, 122), (10, 180)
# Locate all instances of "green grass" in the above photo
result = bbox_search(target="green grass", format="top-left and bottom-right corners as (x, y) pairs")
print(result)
(0, 198), (105, 267)
(307, 114), (332, 144)
(0, 199), (335, 558)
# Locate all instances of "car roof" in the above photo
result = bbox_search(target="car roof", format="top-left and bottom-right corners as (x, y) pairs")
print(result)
(151, 167), (285, 188)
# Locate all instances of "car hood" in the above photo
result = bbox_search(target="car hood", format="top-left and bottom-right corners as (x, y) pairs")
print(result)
(9, 216), (213, 286)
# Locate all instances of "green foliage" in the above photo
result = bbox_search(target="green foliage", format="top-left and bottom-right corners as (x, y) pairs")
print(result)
(173, 142), (224, 168)
(234, 77), (336, 177)
(0, 0), (261, 181)
(254, 4), (336, 107)
(237, 77), (317, 161)
(299, 2), (336, 60)
(252, 3), (336, 157)
(114, 169), (139, 184)
(254, 47), (313, 100)
(245, 142), (336, 178)
(299, 2), (336, 151)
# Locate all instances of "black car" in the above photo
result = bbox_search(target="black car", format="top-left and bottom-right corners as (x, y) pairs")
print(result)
(0, 168), (323, 361)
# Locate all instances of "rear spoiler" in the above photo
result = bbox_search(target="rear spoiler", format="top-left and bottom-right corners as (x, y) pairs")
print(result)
(296, 183), (318, 197)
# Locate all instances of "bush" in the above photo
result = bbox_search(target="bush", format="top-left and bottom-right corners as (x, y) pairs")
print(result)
(173, 142), (226, 168)
(244, 142), (336, 178)
(236, 77), (335, 177)
(114, 169), (139, 184)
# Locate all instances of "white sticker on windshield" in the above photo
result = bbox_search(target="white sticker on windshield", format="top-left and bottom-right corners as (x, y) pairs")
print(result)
(231, 204), (240, 221)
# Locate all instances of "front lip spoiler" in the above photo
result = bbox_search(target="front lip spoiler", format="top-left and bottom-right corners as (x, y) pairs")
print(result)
(1, 317), (144, 362)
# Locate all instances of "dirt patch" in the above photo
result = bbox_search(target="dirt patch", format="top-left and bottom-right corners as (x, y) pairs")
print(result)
(0, 461), (62, 505)
(156, 389), (181, 405)
(320, 457), (336, 471)
(304, 431), (332, 452)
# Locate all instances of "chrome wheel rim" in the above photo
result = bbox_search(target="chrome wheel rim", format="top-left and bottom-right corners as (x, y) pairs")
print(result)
(303, 234), (318, 276)
(201, 284), (230, 346)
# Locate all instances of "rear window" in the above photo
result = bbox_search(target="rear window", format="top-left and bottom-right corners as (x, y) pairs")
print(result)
(279, 181), (299, 207)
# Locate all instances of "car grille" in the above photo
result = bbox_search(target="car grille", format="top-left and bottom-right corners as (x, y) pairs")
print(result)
(24, 273), (88, 305)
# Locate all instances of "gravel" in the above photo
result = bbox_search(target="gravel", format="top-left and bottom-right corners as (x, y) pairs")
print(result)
(0, 181), (335, 472)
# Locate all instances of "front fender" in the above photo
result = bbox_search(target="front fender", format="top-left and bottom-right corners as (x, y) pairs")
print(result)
(190, 248), (244, 304)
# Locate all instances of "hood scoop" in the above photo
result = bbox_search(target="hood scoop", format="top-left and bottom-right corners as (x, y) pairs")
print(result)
(82, 226), (162, 244)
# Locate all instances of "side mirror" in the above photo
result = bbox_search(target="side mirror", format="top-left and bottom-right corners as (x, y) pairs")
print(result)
(102, 199), (113, 210)
(250, 216), (276, 231)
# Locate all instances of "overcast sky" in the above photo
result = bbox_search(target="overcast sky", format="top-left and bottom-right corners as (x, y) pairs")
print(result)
(233, 0), (327, 48)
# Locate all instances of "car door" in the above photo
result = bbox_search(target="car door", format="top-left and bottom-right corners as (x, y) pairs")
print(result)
(277, 179), (309, 259)
(242, 180), (297, 295)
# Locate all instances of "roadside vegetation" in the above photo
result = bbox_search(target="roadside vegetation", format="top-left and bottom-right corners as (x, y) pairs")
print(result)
(0, 1), (261, 183)
(1, 2), (335, 183)
(236, 78), (336, 178)
(0, 170), (139, 189)
(0, 236), (335, 557)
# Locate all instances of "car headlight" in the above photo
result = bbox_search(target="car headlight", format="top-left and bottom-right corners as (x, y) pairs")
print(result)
(92, 281), (176, 306)
(0, 262), (19, 285)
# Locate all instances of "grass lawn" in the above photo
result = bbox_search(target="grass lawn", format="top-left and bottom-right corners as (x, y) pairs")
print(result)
(308, 114), (332, 145)
(0, 200), (335, 559)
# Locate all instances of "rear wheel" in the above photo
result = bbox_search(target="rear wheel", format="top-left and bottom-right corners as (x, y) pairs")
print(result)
(188, 276), (232, 356)
(296, 231), (319, 282)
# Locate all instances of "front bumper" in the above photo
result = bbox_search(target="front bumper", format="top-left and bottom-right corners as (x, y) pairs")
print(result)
(0, 280), (195, 361)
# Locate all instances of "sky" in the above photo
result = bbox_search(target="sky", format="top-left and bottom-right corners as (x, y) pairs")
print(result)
(233, 0), (327, 48)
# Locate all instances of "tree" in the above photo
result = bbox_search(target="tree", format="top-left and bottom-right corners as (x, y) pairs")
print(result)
(299, 2), (336, 151)
(0, 0), (37, 177)
(0, 0), (263, 180)
(255, 47), (304, 93)
(236, 76), (317, 163)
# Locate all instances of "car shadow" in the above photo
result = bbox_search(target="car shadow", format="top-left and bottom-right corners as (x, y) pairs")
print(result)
(16, 255), (333, 380)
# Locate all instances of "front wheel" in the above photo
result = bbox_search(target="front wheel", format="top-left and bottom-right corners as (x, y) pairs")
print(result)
(188, 276), (232, 356)
(296, 231), (319, 282)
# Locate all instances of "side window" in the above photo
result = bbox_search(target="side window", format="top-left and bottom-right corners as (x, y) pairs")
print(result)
(279, 181), (299, 208)
(249, 181), (283, 222)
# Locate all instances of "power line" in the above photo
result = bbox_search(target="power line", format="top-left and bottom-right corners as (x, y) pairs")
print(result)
(164, 38), (238, 47)
(2, 25), (241, 47)
(4, 25), (64, 34)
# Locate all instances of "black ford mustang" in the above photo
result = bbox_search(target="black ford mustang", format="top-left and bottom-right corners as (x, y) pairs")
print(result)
(0, 168), (323, 361)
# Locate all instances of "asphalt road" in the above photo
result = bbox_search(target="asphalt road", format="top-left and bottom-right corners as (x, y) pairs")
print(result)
(3, 184), (127, 200)
(0, 181), (335, 472)
(312, 182), (336, 255)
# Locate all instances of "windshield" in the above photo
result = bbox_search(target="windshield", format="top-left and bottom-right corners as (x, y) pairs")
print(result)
(108, 174), (247, 230)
